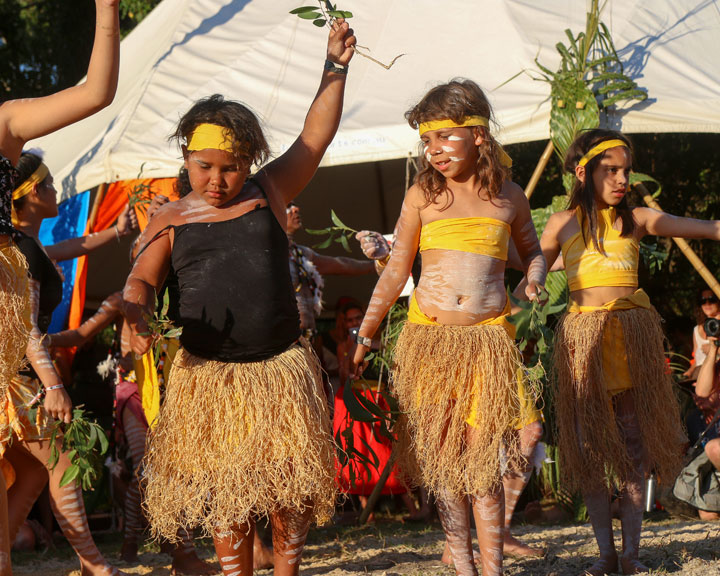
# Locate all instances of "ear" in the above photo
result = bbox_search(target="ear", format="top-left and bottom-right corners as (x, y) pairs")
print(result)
(473, 127), (485, 147)
(575, 164), (586, 184)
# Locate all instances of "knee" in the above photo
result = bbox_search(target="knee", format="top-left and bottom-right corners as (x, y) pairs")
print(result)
(705, 440), (720, 468)
(521, 421), (543, 453)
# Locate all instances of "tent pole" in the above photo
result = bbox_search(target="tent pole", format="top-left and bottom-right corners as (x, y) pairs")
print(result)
(636, 183), (720, 300)
(524, 140), (554, 200)
(88, 182), (108, 231)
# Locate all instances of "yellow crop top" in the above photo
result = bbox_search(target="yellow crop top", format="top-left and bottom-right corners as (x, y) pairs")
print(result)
(419, 217), (510, 261)
(561, 207), (639, 291)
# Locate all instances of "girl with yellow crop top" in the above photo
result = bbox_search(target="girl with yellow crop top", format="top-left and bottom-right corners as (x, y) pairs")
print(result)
(536, 129), (720, 576)
(352, 80), (546, 576)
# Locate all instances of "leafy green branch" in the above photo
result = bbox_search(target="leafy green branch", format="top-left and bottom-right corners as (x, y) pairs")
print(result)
(138, 289), (182, 360)
(126, 163), (152, 215)
(290, 2), (404, 70)
(305, 210), (358, 253)
(46, 405), (109, 490)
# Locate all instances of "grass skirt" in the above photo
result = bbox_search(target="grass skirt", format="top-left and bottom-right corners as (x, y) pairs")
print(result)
(142, 339), (336, 540)
(392, 322), (532, 498)
(0, 242), (30, 449)
(553, 306), (685, 492)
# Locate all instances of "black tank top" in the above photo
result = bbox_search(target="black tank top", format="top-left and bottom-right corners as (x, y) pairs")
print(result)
(171, 204), (300, 362)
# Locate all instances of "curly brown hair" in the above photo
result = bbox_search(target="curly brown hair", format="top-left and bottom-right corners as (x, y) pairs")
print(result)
(564, 129), (635, 253)
(172, 94), (270, 197)
(405, 79), (509, 209)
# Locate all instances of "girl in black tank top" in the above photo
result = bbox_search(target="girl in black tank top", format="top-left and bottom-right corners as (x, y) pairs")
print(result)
(122, 20), (357, 573)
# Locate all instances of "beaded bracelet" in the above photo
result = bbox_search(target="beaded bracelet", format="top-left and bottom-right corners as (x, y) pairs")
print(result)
(45, 384), (65, 391)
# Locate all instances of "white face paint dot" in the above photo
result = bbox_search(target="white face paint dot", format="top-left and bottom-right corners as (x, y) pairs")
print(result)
(449, 156), (465, 162)
(447, 135), (464, 141)
(441, 146), (456, 153)
(425, 152), (432, 162)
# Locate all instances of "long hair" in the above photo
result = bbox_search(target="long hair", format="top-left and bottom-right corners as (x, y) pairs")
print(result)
(405, 79), (509, 210)
(565, 129), (635, 253)
(13, 151), (45, 213)
(171, 94), (270, 198)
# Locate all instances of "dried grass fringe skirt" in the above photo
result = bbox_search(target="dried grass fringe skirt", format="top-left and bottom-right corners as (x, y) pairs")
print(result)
(552, 305), (685, 492)
(142, 339), (336, 540)
(0, 242), (30, 449)
(392, 322), (536, 498)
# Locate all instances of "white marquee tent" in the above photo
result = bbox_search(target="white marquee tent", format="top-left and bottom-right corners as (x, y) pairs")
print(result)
(31, 0), (720, 201)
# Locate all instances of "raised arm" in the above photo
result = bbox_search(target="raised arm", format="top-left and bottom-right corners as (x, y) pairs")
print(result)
(257, 19), (355, 208)
(0, 0), (120, 162)
(122, 208), (173, 355)
(634, 207), (720, 241)
(695, 339), (719, 398)
(509, 184), (547, 300)
(45, 204), (137, 261)
(49, 292), (122, 348)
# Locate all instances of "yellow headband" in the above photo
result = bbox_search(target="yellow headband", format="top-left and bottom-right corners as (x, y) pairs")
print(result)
(187, 123), (236, 153)
(13, 163), (49, 201)
(418, 116), (512, 168)
(577, 139), (628, 167)
(418, 115), (489, 136)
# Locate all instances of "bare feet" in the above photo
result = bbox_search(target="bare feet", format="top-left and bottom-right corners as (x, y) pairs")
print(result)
(253, 540), (274, 571)
(583, 553), (618, 576)
(119, 539), (138, 562)
(80, 562), (129, 576)
(503, 533), (545, 558)
(440, 540), (480, 566)
(620, 557), (649, 574)
(171, 549), (217, 575)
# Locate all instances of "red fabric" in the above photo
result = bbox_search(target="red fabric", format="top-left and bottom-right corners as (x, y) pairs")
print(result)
(333, 384), (405, 495)
(115, 378), (149, 443)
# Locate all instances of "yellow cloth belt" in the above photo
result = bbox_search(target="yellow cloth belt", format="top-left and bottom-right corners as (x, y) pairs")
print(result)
(562, 207), (639, 292)
(569, 289), (651, 395)
(408, 291), (516, 338)
(419, 217), (510, 261)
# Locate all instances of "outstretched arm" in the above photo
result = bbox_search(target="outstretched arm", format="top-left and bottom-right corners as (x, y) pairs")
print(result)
(258, 19), (356, 210)
(306, 248), (375, 276)
(0, 0), (120, 162)
(49, 292), (122, 348)
(45, 204), (137, 261)
(351, 187), (422, 375)
(634, 207), (720, 241)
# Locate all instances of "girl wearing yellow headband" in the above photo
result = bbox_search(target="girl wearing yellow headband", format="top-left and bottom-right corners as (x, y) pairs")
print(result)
(123, 18), (356, 574)
(353, 79), (547, 576)
(0, 1), (120, 573)
(532, 128), (720, 575)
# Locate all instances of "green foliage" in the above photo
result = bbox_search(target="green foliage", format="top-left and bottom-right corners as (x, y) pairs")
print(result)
(305, 210), (358, 252)
(119, 0), (162, 27)
(47, 406), (109, 491)
(138, 288), (182, 360)
(126, 164), (152, 215)
(290, 3), (352, 28)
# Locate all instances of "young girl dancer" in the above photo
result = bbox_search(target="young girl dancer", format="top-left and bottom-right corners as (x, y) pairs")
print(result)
(0, 4), (119, 572)
(537, 129), (715, 575)
(352, 79), (546, 576)
(123, 19), (355, 576)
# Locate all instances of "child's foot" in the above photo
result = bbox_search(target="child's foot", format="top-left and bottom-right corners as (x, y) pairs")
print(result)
(503, 533), (545, 558)
(171, 549), (217, 575)
(583, 553), (618, 576)
(620, 556), (649, 574)
(119, 539), (138, 562)
(253, 541), (274, 570)
(440, 541), (480, 566)
(80, 561), (129, 576)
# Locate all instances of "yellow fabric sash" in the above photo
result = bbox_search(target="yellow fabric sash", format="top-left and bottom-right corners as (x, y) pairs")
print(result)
(577, 139), (628, 167)
(187, 123), (235, 153)
(134, 349), (161, 429)
(419, 216), (510, 261)
(568, 288), (651, 395)
(417, 115), (512, 168)
(408, 291), (515, 338)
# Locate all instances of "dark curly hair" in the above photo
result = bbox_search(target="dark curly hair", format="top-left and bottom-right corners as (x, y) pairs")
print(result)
(405, 79), (510, 209)
(564, 129), (635, 253)
(172, 94), (270, 197)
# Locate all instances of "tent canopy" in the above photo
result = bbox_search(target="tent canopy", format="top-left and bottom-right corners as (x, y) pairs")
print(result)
(31, 0), (720, 200)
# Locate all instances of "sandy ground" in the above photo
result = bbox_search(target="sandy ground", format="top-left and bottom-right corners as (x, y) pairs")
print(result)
(10, 512), (720, 576)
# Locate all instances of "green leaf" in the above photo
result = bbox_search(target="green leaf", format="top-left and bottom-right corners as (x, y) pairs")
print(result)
(59, 464), (81, 488)
(304, 228), (327, 236)
(290, 6), (321, 14)
(342, 384), (376, 423)
(330, 209), (349, 230)
(328, 10), (352, 18)
(339, 234), (351, 253)
(313, 237), (333, 250)
(313, 18), (326, 26)
(297, 11), (322, 19)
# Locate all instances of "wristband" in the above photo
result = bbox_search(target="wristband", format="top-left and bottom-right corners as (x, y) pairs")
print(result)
(45, 384), (64, 392)
(324, 59), (348, 75)
(355, 334), (373, 347)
